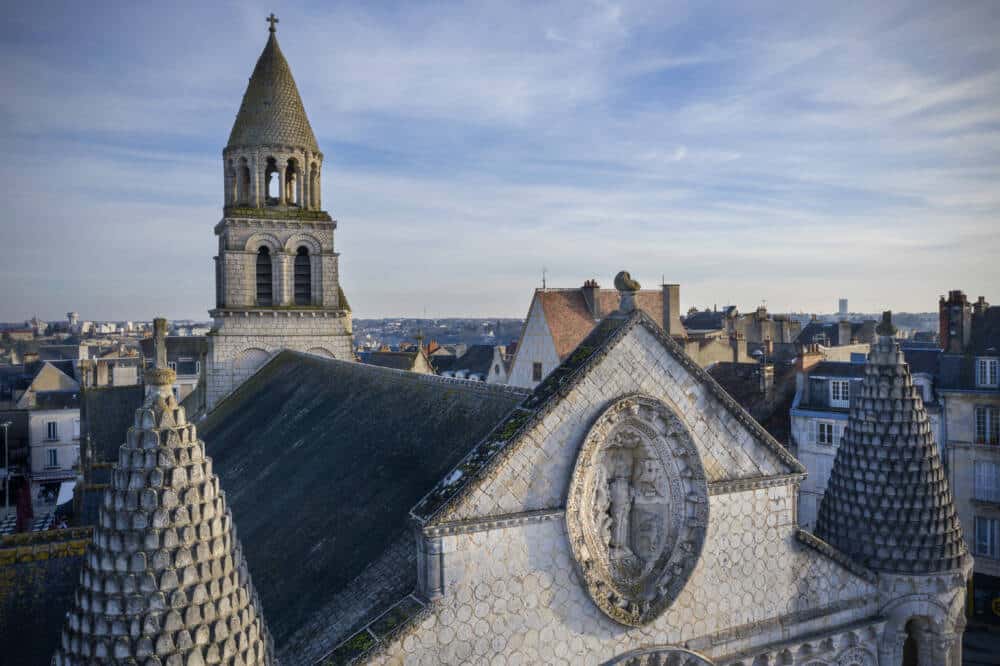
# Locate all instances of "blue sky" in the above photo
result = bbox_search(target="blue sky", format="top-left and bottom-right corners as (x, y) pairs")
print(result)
(2, 1), (999, 320)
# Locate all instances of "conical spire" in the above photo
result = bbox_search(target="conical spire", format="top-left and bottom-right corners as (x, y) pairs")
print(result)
(227, 16), (319, 152)
(53, 319), (273, 664)
(815, 311), (968, 574)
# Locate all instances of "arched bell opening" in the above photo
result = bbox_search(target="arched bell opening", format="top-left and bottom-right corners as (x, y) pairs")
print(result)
(264, 157), (280, 206)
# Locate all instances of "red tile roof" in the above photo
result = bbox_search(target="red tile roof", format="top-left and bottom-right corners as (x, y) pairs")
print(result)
(537, 288), (666, 359)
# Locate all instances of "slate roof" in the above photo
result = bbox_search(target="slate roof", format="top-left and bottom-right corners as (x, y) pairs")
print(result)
(807, 362), (866, 379)
(227, 30), (319, 152)
(815, 334), (968, 574)
(197, 352), (527, 655)
(534, 288), (666, 359)
(682, 310), (725, 331)
(365, 351), (422, 372)
(970, 305), (1000, 355)
(449, 344), (495, 376)
(796, 320), (877, 346)
(33, 390), (80, 410)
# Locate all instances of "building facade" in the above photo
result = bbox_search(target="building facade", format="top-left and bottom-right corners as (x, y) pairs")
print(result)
(205, 20), (353, 411)
(938, 289), (1000, 624)
(507, 277), (750, 389)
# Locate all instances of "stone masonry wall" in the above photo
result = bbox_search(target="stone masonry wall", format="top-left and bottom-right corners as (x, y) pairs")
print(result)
(206, 314), (353, 411)
(443, 324), (789, 524)
(375, 486), (878, 665)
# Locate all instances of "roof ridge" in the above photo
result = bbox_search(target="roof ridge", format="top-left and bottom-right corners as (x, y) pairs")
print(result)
(284, 350), (530, 398)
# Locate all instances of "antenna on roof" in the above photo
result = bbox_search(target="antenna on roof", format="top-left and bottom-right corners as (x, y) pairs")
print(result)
(542, 266), (547, 290)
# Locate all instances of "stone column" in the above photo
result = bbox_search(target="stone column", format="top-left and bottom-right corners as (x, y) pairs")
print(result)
(277, 158), (287, 206)
(301, 153), (310, 209)
(276, 252), (292, 305)
(251, 154), (261, 208)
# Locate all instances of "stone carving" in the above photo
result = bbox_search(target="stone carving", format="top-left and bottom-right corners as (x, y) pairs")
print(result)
(567, 395), (709, 626)
(835, 646), (876, 665)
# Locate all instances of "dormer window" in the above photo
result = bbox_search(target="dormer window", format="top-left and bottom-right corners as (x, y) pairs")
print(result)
(976, 357), (998, 387)
(830, 380), (850, 408)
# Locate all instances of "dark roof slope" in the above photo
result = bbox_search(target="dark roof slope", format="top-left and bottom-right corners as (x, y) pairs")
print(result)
(970, 306), (1000, 355)
(198, 352), (526, 649)
(451, 344), (495, 375)
(365, 350), (421, 371)
(808, 362), (866, 379)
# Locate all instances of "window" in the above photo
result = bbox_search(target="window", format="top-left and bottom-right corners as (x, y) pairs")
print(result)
(830, 380), (850, 408)
(47, 448), (58, 468)
(975, 461), (1000, 502)
(977, 358), (999, 387)
(811, 420), (843, 446)
(976, 406), (1000, 445)
(73, 419), (80, 440)
(256, 246), (273, 305)
(975, 516), (1000, 558)
(294, 246), (311, 305)
(168, 361), (177, 372)
(532, 362), (543, 382)
(46, 421), (58, 441)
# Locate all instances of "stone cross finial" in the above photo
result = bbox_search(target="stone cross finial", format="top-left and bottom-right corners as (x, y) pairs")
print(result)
(267, 12), (279, 32)
(145, 317), (176, 389)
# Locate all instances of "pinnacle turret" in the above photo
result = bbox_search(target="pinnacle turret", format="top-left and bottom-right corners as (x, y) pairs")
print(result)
(53, 319), (273, 664)
(815, 312), (968, 574)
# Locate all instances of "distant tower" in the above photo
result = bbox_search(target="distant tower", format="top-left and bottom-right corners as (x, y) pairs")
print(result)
(837, 298), (848, 317)
(206, 15), (353, 411)
(67, 312), (79, 330)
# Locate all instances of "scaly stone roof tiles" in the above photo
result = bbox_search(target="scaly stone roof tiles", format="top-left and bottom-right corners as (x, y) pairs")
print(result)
(227, 30), (319, 152)
(53, 321), (274, 664)
(815, 322), (968, 574)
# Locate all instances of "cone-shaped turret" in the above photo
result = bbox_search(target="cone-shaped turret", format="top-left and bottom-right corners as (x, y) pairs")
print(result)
(227, 20), (318, 152)
(815, 311), (968, 574)
(53, 319), (273, 664)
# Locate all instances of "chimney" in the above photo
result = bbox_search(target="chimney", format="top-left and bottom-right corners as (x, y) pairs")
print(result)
(581, 279), (600, 318)
(940, 290), (971, 353)
(730, 332), (744, 363)
(661, 283), (685, 337)
(837, 320), (852, 346)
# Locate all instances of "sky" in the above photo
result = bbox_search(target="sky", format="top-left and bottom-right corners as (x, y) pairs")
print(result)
(2, 1), (999, 321)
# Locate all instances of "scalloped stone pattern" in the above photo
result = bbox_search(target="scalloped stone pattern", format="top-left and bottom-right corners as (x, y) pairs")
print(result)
(52, 390), (273, 665)
(815, 335), (968, 574)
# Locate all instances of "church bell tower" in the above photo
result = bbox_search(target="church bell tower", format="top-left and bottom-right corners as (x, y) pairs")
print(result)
(206, 15), (353, 411)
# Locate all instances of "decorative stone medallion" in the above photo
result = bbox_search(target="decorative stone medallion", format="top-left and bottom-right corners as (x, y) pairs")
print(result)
(566, 394), (709, 626)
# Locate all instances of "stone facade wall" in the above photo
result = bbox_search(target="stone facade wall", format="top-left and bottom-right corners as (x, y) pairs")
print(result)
(946, 392), (1000, 580)
(28, 408), (80, 480)
(443, 325), (789, 524)
(376, 485), (878, 665)
(507, 297), (561, 389)
(790, 411), (841, 531)
(216, 217), (340, 309)
(206, 313), (353, 410)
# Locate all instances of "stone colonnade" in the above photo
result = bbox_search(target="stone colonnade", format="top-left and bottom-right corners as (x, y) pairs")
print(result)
(223, 145), (322, 210)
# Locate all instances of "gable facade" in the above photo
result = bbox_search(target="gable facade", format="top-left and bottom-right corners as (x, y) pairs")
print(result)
(346, 315), (901, 665)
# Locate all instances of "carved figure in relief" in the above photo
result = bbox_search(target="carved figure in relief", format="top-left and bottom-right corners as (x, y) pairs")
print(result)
(567, 395), (709, 626)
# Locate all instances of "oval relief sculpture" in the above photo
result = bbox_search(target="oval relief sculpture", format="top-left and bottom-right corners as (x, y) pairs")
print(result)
(566, 394), (709, 626)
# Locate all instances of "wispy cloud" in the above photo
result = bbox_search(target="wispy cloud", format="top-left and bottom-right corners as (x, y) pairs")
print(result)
(2, 0), (999, 320)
